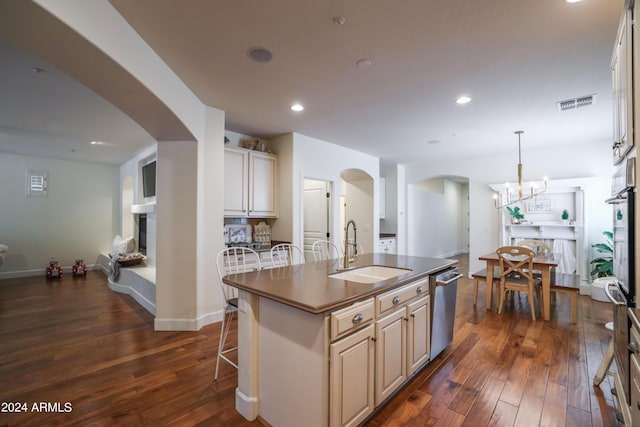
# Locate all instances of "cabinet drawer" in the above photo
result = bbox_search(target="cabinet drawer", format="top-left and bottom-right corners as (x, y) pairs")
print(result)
(376, 279), (428, 315)
(331, 298), (375, 342)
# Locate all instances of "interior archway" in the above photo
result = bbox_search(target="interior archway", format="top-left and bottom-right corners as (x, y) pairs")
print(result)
(339, 169), (374, 254)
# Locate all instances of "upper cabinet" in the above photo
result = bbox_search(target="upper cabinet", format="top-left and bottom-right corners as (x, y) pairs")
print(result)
(224, 147), (278, 217)
(612, 2), (635, 165)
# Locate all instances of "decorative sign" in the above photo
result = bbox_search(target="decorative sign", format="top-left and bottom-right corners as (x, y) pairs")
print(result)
(525, 200), (553, 213)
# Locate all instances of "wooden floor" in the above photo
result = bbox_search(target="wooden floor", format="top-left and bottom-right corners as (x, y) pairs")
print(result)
(0, 255), (621, 426)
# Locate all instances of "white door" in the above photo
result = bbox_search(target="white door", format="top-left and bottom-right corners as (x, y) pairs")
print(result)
(303, 179), (330, 260)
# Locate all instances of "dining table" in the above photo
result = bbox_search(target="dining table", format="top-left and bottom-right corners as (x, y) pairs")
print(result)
(478, 251), (559, 321)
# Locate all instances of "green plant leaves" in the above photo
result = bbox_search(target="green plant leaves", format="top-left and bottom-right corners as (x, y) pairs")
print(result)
(590, 231), (613, 278)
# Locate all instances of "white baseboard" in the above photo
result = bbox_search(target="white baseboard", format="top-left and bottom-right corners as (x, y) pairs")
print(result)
(235, 388), (259, 421)
(154, 309), (224, 331)
(0, 264), (100, 281)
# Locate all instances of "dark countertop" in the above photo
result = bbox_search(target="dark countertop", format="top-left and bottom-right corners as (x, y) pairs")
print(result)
(223, 253), (457, 314)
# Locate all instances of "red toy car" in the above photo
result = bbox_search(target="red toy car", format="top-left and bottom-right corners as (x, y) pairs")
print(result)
(72, 259), (87, 276)
(46, 260), (63, 280)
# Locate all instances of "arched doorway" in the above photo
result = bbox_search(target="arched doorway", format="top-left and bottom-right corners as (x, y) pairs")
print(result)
(340, 169), (374, 254)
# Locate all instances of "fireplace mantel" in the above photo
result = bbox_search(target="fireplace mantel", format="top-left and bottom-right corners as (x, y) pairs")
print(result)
(132, 202), (156, 214)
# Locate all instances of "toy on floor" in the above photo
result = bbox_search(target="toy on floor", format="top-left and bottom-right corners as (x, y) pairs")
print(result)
(46, 260), (63, 280)
(72, 259), (87, 276)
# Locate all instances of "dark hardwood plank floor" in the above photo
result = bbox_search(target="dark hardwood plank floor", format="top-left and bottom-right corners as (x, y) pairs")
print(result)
(0, 255), (620, 426)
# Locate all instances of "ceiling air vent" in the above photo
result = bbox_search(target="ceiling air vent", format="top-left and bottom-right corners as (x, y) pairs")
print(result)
(557, 94), (596, 111)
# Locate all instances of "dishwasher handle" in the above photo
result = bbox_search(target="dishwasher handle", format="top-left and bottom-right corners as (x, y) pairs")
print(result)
(436, 273), (464, 287)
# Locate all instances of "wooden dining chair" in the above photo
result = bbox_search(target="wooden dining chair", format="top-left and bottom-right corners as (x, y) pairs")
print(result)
(496, 246), (539, 321)
(518, 239), (551, 257)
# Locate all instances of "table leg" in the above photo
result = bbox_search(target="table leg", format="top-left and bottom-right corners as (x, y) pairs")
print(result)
(542, 266), (551, 321)
(486, 260), (495, 311)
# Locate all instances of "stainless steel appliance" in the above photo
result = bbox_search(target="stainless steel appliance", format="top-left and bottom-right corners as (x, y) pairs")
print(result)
(605, 281), (632, 405)
(430, 266), (463, 359)
(605, 156), (636, 405)
(607, 157), (636, 303)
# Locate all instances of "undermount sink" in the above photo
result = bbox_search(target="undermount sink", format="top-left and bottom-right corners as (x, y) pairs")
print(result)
(328, 266), (412, 284)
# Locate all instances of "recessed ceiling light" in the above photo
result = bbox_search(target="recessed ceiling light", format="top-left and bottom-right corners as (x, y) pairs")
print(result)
(565, 0), (582, 3)
(456, 96), (471, 104)
(90, 141), (100, 145)
(357, 58), (373, 68)
(291, 104), (304, 112)
(247, 47), (273, 63)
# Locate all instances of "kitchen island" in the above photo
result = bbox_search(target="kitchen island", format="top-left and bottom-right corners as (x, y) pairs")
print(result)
(223, 253), (456, 427)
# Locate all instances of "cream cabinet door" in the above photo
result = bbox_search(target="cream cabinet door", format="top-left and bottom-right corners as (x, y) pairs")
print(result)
(330, 324), (375, 427)
(612, 6), (634, 165)
(407, 295), (430, 376)
(249, 151), (278, 217)
(224, 148), (249, 216)
(375, 307), (406, 405)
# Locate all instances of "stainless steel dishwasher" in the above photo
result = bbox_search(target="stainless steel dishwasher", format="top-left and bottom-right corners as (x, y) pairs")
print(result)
(430, 266), (463, 359)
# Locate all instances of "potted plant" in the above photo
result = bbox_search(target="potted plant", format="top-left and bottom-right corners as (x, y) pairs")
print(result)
(561, 209), (569, 224)
(590, 231), (613, 278)
(506, 206), (525, 224)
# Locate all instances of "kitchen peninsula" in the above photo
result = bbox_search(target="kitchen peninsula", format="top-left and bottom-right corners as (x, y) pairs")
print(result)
(223, 253), (457, 427)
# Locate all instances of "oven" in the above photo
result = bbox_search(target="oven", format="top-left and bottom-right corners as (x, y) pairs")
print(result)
(607, 157), (636, 304)
(606, 281), (631, 405)
(605, 156), (636, 405)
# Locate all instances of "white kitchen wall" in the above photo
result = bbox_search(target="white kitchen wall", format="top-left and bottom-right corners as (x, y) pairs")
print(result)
(0, 152), (118, 277)
(272, 133), (379, 252)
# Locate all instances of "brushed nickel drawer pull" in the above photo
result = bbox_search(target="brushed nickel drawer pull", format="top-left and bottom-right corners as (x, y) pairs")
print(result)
(352, 314), (364, 324)
(392, 296), (401, 305)
(416, 286), (423, 294)
(628, 341), (640, 353)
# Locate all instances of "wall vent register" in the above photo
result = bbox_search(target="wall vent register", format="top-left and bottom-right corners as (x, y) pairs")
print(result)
(557, 94), (596, 111)
(26, 170), (48, 197)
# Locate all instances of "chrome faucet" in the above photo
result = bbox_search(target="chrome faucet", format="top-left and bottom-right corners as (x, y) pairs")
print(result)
(344, 219), (357, 269)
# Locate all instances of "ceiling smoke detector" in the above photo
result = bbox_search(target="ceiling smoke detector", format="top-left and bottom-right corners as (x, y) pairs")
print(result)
(557, 94), (596, 111)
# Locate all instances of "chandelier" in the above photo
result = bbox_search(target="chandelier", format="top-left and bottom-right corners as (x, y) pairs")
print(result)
(493, 130), (547, 209)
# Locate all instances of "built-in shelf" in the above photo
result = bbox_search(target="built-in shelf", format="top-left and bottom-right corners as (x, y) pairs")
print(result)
(131, 202), (156, 214)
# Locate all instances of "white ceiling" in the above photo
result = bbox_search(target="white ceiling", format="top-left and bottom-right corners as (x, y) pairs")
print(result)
(0, 0), (624, 165)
